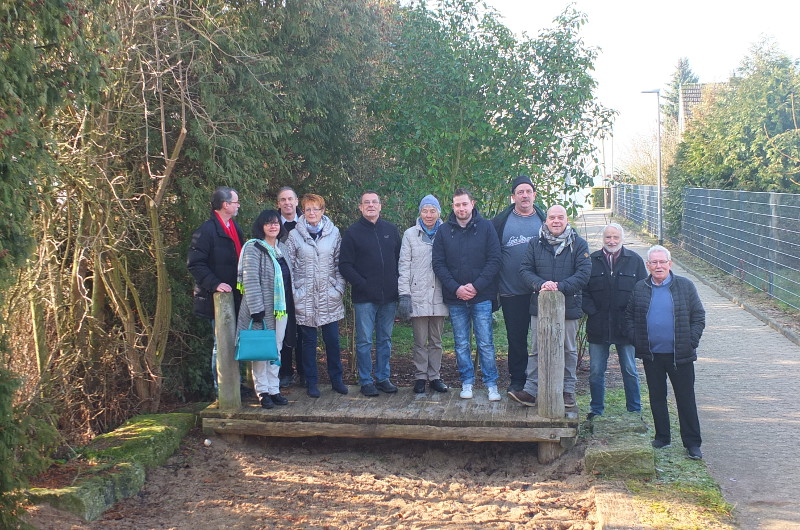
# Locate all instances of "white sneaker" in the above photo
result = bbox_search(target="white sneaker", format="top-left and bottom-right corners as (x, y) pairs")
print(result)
(460, 384), (473, 399)
(487, 386), (501, 402)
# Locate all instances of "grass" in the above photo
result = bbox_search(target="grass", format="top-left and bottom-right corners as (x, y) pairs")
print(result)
(586, 385), (735, 529)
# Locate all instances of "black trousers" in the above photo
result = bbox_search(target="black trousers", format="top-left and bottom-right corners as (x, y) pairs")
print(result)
(643, 354), (702, 448)
(500, 294), (532, 390)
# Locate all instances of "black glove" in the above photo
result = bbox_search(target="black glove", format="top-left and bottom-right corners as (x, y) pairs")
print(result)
(251, 311), (265, 324)
(397, 295), (412, 321)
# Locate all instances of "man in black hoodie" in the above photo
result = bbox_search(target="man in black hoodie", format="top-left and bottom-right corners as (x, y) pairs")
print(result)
(340, 191), (402, 397)
(432, 188), (502, 402)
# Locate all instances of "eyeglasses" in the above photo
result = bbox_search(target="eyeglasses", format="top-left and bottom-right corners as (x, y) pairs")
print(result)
(361, 200), (380, 205)
(648, 260), (670, 265)
(226, 200), (240, 205)
(304, 208), (322, 213)
(264, 221), (280, 226)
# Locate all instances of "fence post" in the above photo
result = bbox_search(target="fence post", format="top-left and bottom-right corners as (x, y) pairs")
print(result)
(537, 290), (565, 417)
(536, 290), (566, 464)
(214, 292), (241, 411)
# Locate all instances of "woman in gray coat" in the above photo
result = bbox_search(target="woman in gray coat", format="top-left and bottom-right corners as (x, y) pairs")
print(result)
(398, 195), (449, 394)
(284, 194), (348, 398)
(236, 209), (291, 409)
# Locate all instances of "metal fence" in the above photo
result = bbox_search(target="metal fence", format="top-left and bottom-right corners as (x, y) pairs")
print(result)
(613, 185), (800, 311)
(613, 184), (661, 236)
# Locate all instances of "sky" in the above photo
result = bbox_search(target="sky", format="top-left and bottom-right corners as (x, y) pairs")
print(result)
(485, 0), (800, 176)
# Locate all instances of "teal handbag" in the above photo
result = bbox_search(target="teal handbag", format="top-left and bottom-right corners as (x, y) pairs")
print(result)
(234, 320), (281, 364)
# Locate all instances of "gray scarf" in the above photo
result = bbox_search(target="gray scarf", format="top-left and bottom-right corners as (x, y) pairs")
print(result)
(540, 224), (575, 256)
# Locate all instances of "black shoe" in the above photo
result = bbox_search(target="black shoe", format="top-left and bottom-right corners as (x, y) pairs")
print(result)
(413, 380), (427, 393)
(279, 375), (293, 389)
(307, 384), (320, 398)
(259, 394), (274, 409)
(586, 412), (599, 421)
(687, 446), (703, 460)
(361, 383), (379, 397)
(508, 390), (536, 407)
(651, 439), (672, 449)
(331, 380), (349, 395)
(563, 392), (576, 408)
(375, 379), (398, 393)
(430, 379), (449, 393)
(269, 393), (288, 406)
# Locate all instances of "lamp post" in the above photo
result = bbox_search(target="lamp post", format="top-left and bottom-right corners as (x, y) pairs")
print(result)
(642, 89), (663, 244)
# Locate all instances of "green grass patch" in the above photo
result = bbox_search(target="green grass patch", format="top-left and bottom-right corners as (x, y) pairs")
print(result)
(596, 385), (734, 528)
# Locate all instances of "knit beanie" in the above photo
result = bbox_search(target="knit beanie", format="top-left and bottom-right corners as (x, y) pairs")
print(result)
(419, 194), (441, 213)
(511, 175), (536, 193)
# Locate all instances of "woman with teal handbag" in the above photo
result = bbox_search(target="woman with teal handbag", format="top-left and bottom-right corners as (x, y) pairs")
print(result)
(236, 209), (292, 409)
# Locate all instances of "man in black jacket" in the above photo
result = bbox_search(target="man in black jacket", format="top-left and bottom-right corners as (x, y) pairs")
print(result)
(340, 191), (402, 397)
(582, 223), (646, 419)
(625, 245), (706, 460)
(275, 186), (304, 389)
(509, 205), (591, 409)
(187, 186), (244, 391)
(491, 175), (546, 392)
(432, 188), (502, 401)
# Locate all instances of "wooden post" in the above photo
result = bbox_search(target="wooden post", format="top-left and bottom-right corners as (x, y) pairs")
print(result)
(214, 292), (241, 411)
(537, 290), (565, 464)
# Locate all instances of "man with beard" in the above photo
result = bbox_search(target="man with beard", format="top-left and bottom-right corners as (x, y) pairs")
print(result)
(583, 223), (646, 419)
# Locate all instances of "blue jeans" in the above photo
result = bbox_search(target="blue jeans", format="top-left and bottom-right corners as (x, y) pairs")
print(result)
(448, 300), (498, 386)
(300, 322), (344, 386)
(589, 342), (641, 415)
(354, 302), (397, 386)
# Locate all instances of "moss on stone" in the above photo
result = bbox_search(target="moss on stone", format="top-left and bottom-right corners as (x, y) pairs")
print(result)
(27, 412), (196, 521)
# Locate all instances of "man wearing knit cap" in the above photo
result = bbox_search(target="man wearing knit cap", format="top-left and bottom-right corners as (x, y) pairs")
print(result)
(398, 194), (449, 394)
(491, 176), (546, 392)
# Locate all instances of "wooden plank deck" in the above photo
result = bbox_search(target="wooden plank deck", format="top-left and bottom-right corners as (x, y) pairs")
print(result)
(200, 386), (579, 448)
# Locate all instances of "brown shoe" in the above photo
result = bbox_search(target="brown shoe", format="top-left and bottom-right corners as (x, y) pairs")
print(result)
(508, 390), (536, 407)
(563, 392), (576, 407)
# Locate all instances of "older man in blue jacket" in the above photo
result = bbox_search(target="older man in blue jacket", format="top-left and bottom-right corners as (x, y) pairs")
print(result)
(509, 205), (591, 409)
(432, 188), (502, 401)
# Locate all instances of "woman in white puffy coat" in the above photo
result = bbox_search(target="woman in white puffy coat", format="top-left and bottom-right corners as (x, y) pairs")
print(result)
(398, 195), (449, 394)
(284, 194), (348, 398)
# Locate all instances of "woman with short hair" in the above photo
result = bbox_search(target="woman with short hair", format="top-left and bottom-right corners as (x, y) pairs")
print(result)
(236, 209), (292, 409)
(284, 194), (348, 398)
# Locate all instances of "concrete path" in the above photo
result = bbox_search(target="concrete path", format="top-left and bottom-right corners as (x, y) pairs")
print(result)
(576, 209), (800, 530)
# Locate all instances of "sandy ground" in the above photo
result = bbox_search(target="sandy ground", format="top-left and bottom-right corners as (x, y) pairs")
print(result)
(26, 430), (598, 529)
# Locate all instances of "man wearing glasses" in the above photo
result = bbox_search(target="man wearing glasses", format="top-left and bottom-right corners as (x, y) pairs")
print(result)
(275, 186), (305, 389)
(340, 191), (402, 397)
(625, 245), (706, 460)
(187, 186), (244, 392)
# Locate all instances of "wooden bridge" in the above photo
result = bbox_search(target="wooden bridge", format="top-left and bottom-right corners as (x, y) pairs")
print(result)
(201, 291), (578, 463)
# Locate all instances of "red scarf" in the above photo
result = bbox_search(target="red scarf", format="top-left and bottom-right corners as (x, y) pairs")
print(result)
(215, 211), (242, 257)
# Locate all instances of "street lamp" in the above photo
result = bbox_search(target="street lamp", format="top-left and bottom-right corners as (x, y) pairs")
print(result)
(642, 89), (663, 244)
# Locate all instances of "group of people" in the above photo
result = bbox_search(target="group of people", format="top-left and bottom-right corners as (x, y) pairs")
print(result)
(187, 177), (706, 461)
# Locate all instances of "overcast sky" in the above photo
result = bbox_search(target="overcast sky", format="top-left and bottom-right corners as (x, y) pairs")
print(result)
(485, 0), (800, 172)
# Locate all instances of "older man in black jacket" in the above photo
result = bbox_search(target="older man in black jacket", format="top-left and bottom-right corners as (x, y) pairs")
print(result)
(340, 191), (402, 397)
(583, 223), (646, 419)
(187, 186), (244, 391)
(509, 205), (591, 409)
(625, 245), (706, 460)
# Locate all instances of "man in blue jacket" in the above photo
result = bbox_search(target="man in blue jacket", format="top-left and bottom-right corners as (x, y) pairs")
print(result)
(187, 186), (244, 391)
(625, 245), (705, 460)
(340, 191), (402, 397)
(509, 205), (591, 409)
(432, 188), (502, 401)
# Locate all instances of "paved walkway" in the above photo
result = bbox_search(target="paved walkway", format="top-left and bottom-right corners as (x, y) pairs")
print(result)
(577, 209), (800, 529)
